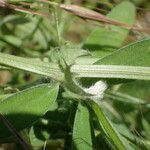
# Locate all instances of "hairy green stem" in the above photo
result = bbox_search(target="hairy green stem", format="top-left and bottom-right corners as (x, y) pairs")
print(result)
(0, 53), (150, 81)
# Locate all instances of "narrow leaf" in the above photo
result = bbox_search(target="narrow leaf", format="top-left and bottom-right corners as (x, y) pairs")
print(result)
(91, 101), (130, 150)
(105, 91), (146, 105)
(72, 102), (93, 150)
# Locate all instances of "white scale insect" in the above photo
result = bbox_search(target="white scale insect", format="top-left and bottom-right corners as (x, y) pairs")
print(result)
(83, 81), (107, 104)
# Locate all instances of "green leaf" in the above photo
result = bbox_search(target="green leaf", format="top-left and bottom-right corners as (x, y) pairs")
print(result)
(0, 83), (59, 139)
(0, 94), (12, 101)
(72, 102), (92, 150)
(8, 0), (35, 3)
(118, 80), (150, 100)
(0, 52), (63, 81)
(2, 35), (22, 47)
(96, 38), (150, 66)
(29, 126), (49, 147)
(83, 1), (135, 58)
(0, 15), (29, 26)
(91, 101), (130, 150)
(47, 46), (90, 65)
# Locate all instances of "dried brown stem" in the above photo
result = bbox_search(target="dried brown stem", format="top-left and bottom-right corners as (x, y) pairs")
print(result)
(39, 0), (146, 32)
(0, 0), (147, 32)
(0, 0), (49, 18)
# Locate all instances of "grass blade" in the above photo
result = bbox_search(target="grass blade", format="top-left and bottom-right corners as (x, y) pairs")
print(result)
(105, 91), (147, 105)
(90, 101), (128, 150)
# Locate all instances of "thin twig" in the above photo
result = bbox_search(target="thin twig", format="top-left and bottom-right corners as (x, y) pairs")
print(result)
(0, 113), (32, 150)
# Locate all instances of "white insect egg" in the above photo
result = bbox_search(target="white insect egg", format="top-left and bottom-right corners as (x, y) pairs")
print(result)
(83, 81), (107, 103)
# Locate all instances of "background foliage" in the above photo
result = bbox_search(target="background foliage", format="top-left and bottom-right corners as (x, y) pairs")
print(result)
(0, 0), (150, 150)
